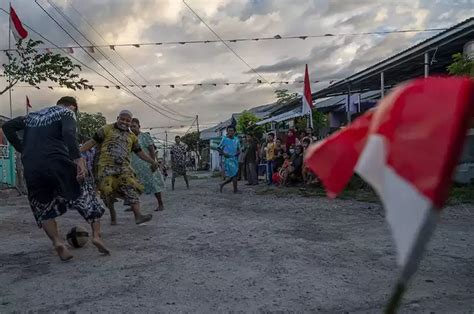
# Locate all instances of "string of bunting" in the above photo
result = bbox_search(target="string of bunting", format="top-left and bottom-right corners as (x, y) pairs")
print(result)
(0, 27), (448, 53)
(15, 78), (341, 90)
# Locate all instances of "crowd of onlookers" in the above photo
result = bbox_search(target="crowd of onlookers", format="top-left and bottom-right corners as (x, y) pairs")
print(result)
(236, 127), (319, 188)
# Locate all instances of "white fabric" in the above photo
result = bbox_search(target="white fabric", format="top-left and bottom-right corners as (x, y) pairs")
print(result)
(355, 135), (432, 266)
(302, 97), (312, 115)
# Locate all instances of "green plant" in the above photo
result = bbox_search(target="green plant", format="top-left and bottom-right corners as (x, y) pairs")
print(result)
(236, 111), (264, 138)
(275, 89), (298, 105)
(77, 112), (106, 143)
(1, 39), (93, 95)
(447, 53), (474, 77)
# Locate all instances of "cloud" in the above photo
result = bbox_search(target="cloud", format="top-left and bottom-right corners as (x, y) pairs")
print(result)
(0, 0), (470, 129)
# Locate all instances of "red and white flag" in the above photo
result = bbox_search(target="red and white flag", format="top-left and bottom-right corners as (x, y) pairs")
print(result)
(26, 96), (31, 114)
(302, 64), (313, 116)
(305, 77), (474, 266)
(10, 4), (28, 41)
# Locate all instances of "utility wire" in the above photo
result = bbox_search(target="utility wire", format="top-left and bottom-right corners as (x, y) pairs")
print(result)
(35, 0), (192, 122)
(182, 0), (272, 87)
(44, 0), (193, 121)
(64, 0), (193, 119)
(14, 78), (334, 89)
(0, 27), (450, 51)
(0, 7), (123, 89)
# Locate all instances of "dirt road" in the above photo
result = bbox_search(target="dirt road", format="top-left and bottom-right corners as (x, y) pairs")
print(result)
(0, 177), (472, 313)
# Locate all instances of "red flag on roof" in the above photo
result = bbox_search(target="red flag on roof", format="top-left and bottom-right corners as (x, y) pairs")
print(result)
(302, 64), (313, 115)
(305, 77), (474, 266)
(10, 5), (28, 41)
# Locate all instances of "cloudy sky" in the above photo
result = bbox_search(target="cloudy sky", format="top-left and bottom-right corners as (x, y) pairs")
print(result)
(0, 0), (472, 137)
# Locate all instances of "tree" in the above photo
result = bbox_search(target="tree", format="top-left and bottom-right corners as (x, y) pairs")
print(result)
(1, 39), (93, 95)
(237, 111), (264, 139)
(294, 110), (328, 133)
(181, 131), (202, 156)
(447, 53), (473, 77)
(275, 89), (298, 105)
(77, 112), (106, 143)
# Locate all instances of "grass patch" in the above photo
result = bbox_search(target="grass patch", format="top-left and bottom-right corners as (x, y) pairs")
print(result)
(253, 176), (474, 205)
(188, 175), (207, 180)
(254, 183), (378, 202)
(211, 171), (222, 178)
(448, 184), (474, 205)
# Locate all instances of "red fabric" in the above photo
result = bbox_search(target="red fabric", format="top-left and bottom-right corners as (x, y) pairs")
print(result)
(305, 77), (474, 207)
(10, 5), (28, 40)
(285, 129), (297, 151)
(304, 111), (374, 197)
(272, 172), (281, 185)
(303, 64), (313, 109)
(369, 77), (474, 208)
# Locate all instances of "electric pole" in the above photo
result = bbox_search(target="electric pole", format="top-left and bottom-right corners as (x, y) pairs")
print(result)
(164, 130), (168, 162)
(196, 115), (200, 168)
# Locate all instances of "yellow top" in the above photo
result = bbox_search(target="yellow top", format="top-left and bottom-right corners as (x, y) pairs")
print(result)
(266, 142), (275, 161)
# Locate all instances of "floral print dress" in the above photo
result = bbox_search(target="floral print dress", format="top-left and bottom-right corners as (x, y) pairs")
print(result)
(131, 132), (165, 194)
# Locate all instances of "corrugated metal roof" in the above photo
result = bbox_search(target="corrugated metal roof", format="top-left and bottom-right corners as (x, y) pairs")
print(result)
(314, 17), (474, 98)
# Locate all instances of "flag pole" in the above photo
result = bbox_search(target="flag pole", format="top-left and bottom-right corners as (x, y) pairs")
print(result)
(8, 2), (13, 118)
(385, 208), (439, 314)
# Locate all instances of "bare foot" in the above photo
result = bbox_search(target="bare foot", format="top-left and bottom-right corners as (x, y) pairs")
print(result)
(155, 205), (165, 212)
(92, 238), (110, 255)
(55, 244), (73, 261)
(219, 184), (224, 193)
(135, 214), (152, 225)
(111, 220), (118, 226)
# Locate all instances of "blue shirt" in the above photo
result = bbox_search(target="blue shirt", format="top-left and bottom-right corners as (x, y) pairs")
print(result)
(218, 136), (240, 157)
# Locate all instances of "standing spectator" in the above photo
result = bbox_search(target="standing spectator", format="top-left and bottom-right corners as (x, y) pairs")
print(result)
(265, 133), (276, 185)
(245, 134), (259, 185)
(237, 136), (247, 181)
(275, 138), (283, 151)
(285, 129), (299, 152)
(299, 130), (308, 142)
(301, 137), (313, 186)
(305, 126), (318, 142)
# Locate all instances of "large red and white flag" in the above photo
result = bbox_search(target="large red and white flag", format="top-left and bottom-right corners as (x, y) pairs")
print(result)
(302, 64), (313, 116)
(10, 5), (28, 41)
(305, 77), (474, 266)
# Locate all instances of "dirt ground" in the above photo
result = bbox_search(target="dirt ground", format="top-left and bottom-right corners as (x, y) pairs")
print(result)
(0, 176), (473, 313)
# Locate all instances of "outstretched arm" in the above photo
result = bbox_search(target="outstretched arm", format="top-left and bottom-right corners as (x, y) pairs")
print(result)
(80, 139), (97, 153)
(136, 150), (156, 165)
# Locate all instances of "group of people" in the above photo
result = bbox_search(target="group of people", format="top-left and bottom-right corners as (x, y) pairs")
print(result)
(215, 125), (318, 193)
(2, 96), (190, 261)
(262, 128), (317, 187)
